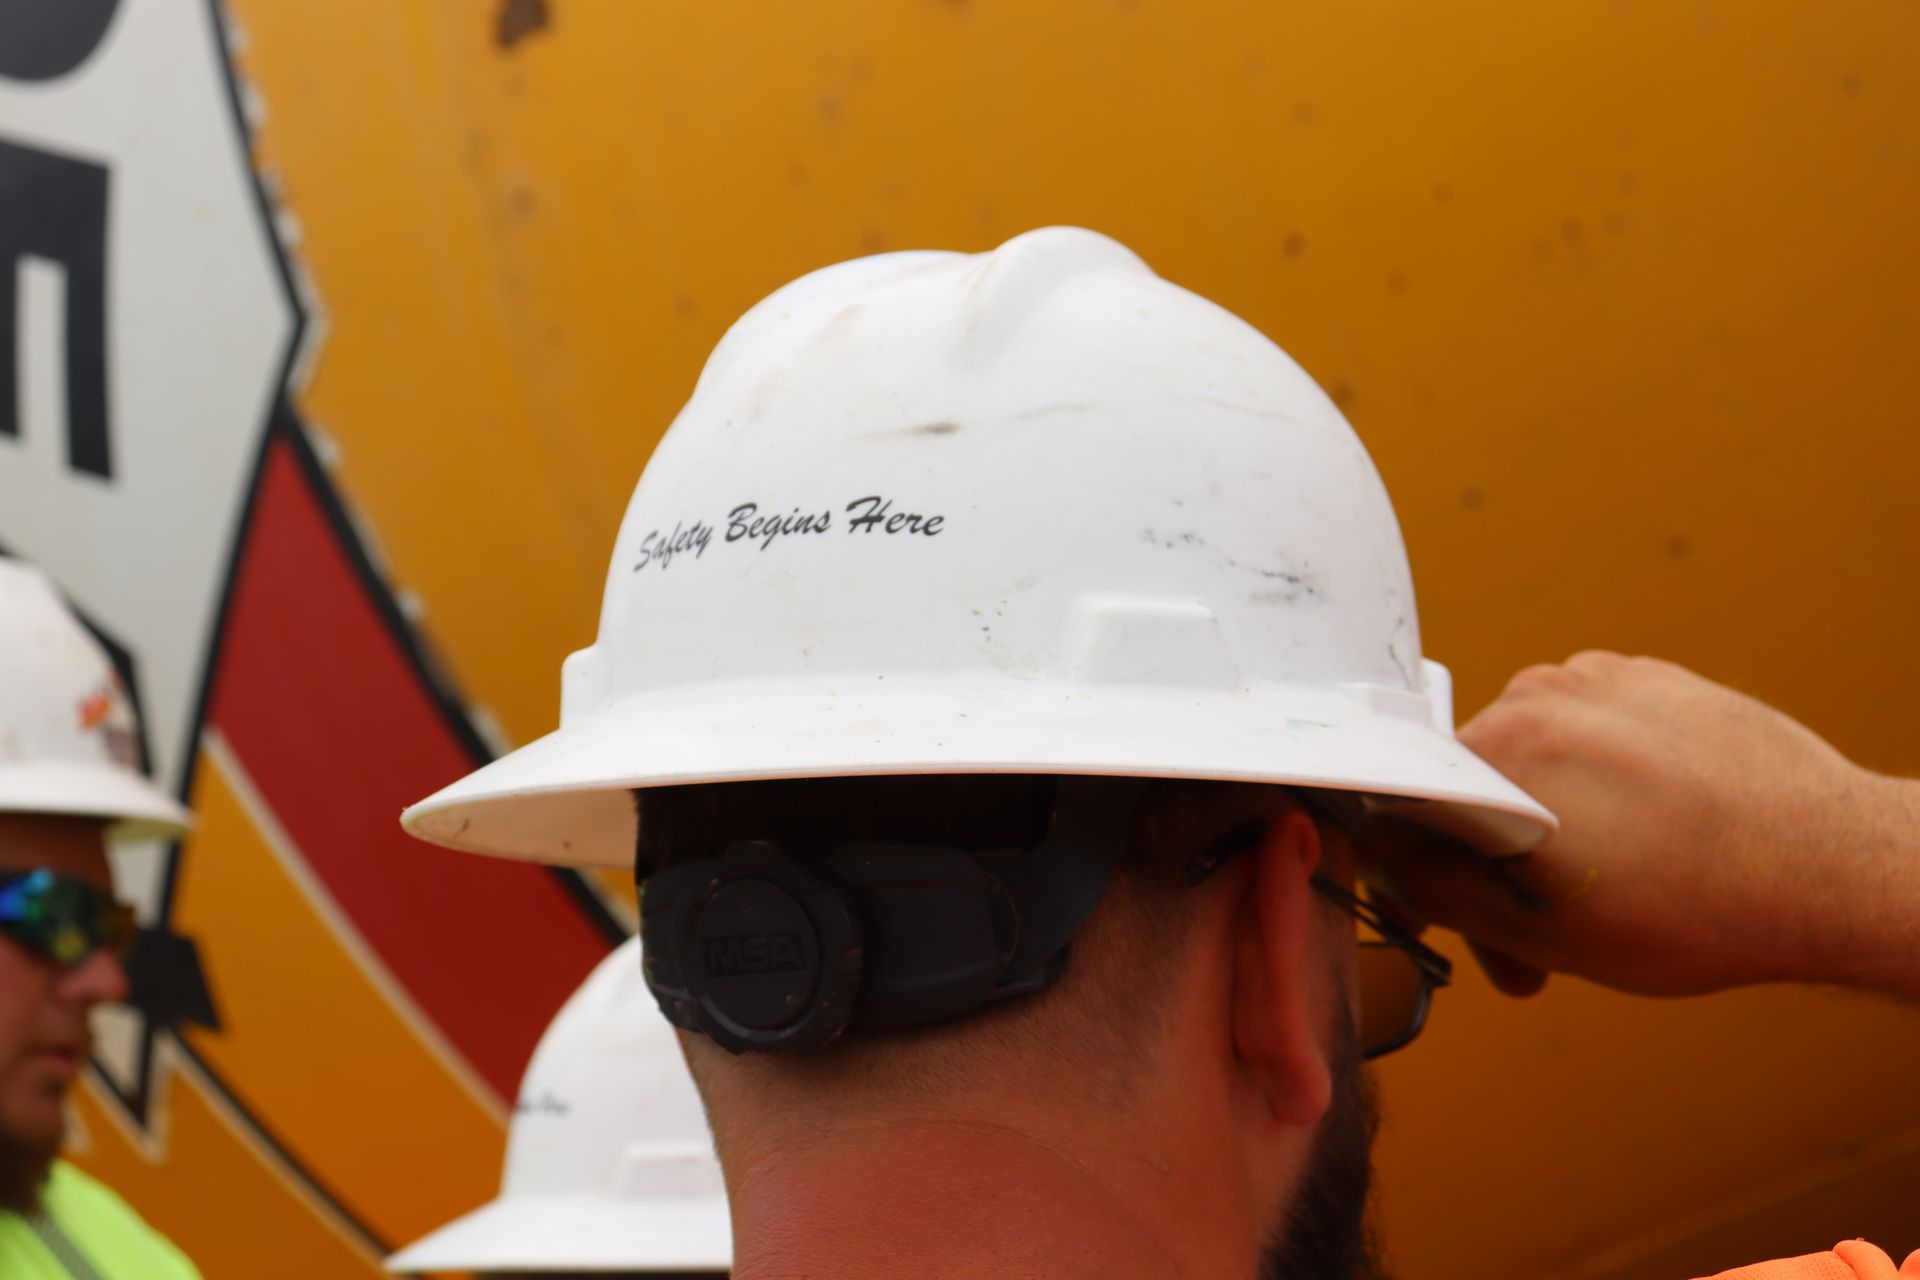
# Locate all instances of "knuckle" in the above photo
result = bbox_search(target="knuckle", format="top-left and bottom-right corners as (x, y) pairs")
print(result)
(1462, 700), (1560, 763)
(1564, 649), (1627, 679)
(1627, 653), (1687, 682)
(1505, 661), (1576, 698)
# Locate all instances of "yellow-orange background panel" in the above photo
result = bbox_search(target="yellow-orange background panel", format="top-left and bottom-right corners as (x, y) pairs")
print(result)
(225, 2), (1920, 1275)
(1374, 939), (1920, 1277)
(171, 742), (506, 1250)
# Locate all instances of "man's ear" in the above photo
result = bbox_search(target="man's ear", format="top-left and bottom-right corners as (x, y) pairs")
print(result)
(1230, 809), (1333, 1129)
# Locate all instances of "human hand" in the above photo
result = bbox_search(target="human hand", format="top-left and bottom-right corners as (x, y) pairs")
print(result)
(1362, 652), (1904, 998)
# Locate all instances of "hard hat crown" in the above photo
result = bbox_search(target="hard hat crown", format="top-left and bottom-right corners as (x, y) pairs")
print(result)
(0, 557), (191, 837)
(386, 938), (730, 1272)
(405, 228), (1552, 865)
(591, 226), (1409, 699)
(501, 938), (724, 1202)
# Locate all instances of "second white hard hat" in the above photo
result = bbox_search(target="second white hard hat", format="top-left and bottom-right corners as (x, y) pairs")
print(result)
(0, 557), (192, 838)
(404, 226), (1553, 866)
(385, 937), (730, 1274)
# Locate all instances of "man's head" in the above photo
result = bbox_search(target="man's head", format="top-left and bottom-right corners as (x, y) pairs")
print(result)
(0, 813), (127, 1211)
(402, 227), (1555, 1275)
(0, 558), (191, 1211)
(637, 775), (1392, 1279)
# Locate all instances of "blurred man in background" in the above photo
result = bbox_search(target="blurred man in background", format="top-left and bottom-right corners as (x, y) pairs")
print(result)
(0, 558), (201, 1278)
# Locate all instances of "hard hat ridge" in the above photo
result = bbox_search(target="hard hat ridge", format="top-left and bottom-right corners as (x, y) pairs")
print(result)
(953, 226), (1152, 368)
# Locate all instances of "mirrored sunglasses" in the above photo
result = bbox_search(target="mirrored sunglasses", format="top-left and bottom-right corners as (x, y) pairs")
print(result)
(0, 868), (137, 967)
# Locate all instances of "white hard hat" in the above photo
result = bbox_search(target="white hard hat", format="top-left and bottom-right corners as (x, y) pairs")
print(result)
(0, 558), (192, 839)
(404, 226), (1554, 865)
(386, 937), (730, 1273)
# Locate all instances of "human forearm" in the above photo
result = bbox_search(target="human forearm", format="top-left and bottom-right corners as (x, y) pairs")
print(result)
(1799, 771), (1920, 1000)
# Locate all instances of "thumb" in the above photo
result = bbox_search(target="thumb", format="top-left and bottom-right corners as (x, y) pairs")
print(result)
(1467, 939), (1550, 997)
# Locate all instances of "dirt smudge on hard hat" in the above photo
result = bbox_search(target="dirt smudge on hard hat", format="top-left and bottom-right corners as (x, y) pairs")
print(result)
(1384, 615), (1415, 687)
(1199, 397), (1297, 424)
(743, 371), (783, 425)
(1143, 529), (1205, 550)
(817, 303), (865, 344)
(494, 0), (550, 50)
(866, 420), (962, 439)
(1013, 402), (1092, 421)
(1461, 485), (1486, 511)
(1282, 231), (1306, 259)
(1143, 529), (1321, 601)
(1667, 535), (1691, 559)
(1252, 585), (1309, 607)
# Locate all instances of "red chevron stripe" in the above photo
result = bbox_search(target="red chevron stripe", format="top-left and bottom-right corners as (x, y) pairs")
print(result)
(205, 436), (611, 1099)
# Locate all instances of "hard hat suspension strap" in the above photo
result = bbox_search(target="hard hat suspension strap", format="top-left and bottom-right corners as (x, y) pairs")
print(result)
(637, 777), (1138, 1054)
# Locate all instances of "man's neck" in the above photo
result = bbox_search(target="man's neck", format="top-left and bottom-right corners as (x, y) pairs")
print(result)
(724, 1113), (1257, 1280)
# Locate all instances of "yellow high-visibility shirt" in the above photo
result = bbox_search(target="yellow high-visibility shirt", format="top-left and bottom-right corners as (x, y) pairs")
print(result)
(0, 1161), (201, 1279)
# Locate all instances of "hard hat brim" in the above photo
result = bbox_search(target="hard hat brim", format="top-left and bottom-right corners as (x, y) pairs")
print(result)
(384, 1190), (733, 1273)
(403, 676), (1555, 867)
(0, 760), (194, 840)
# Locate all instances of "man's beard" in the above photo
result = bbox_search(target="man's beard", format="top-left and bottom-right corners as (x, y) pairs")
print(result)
(1259, 1018), (1388, 1280)
(0, 1125), (58, 1215)
(0, 1076), (65, 1216)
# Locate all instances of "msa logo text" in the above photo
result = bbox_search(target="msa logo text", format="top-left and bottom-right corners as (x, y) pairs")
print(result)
(704, 932), (807, 978)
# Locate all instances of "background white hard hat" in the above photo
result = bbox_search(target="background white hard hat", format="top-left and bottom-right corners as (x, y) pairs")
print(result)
(0, 557), (192, 839)
(386, 936), (729, 1273)
(405, 226), (1555, 865)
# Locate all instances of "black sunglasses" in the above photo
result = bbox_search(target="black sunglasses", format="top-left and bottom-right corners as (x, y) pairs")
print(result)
(1183, 805), (1453, 1060)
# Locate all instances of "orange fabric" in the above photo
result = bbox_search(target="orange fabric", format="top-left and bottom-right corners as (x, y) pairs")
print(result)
(1700, 1241), (1920, 1280)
